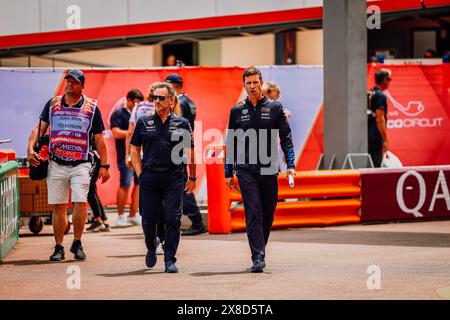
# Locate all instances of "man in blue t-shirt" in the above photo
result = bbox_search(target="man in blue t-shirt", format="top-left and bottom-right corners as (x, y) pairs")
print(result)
(110, 89), (144, 227)
(368, 69), (391, 167)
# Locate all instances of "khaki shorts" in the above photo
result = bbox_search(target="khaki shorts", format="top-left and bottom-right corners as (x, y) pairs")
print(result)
(47, 160), (92, 204)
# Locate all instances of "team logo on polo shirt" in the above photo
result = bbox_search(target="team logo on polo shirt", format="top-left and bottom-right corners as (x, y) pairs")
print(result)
(147, 120), (154, 125)
(262, 107), (271, 113)
(242, 109), (248, 115)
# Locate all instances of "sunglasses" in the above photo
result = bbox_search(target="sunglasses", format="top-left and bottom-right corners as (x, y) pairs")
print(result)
(152, 95), (168, 101)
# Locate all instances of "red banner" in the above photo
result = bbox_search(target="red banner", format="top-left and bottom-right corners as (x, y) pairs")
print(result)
(45, 64), (450, 206)
(367, 63), (450, 166)
(54, 68), (245, 205)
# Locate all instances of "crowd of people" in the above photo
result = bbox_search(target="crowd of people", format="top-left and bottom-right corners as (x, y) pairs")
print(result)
(26, 65), (395, 272)
(26, 69), (217, 272)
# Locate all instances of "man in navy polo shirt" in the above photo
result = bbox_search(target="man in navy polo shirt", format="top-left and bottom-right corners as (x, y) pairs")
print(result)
(130, 82), (196, 273)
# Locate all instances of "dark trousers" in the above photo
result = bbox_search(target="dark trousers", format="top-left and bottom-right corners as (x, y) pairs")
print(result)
(182, 171), (202, 225)
(157, 207), (165, 242)
(87, 157), (107, 221)
(183, 192), (202, 224)
(139, 168), (184, 263)
(237, 171), (278, 262)
(157, 174), (202, 242)
(368, 139), (383, 168)
(156, 192), (200, 242)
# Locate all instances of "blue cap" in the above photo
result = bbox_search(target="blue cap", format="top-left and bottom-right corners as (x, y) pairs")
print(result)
(165, 73), (183, 84)
(376, 55), (385, 63)
(64, 69), (85, 85)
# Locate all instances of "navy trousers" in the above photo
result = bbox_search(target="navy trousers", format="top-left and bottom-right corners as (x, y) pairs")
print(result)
(237, 171), (278, 262)
(139, 168), (184, 263)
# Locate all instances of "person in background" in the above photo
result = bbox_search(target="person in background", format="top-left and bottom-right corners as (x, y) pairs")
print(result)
(166, 54), (177, 67)
(110, 89), (144, 227)
(368, 69), (391, 167)
(165, 73), (206, 236)
(86, 142), (110, 232)
(262, 81), (292, 120)
(262, 81), (281, 101)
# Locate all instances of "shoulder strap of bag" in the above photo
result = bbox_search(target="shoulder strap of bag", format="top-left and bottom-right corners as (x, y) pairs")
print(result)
(367, 89), (375, 111)
(36, 119), (42, 148)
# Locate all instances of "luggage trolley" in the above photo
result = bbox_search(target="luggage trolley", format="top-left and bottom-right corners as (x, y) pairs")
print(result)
(17, 158), (72, 235)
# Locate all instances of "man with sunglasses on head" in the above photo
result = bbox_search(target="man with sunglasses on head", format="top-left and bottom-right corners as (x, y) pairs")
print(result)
(165, 73), (206, 236)
(27, 69), (110, 261)
(130, 82), (196, 273)
(368, 69), (391, 167)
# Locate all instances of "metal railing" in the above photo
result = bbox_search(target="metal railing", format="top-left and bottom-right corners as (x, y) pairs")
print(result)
(0, 161), (20, 262)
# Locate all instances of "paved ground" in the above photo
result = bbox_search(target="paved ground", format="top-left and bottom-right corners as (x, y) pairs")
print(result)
(1, 213), (450, 300)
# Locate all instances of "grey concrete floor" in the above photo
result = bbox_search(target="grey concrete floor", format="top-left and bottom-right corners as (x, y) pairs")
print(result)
(1, 214), (450, 300)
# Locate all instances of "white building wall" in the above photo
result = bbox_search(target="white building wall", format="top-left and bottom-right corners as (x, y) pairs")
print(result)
(296, 29), (323, 65)
(221, 34), (275, 67)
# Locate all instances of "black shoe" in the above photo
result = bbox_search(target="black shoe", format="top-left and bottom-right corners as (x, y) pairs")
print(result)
(165, 261), (178, 273)
(49, 244), (65, 261)
(181, 223), (207, 236)
(146, 250), (157, 268)
(250, 259), (265, 273)
(70, 240), (86, 260)
(86, 220), (102, 231)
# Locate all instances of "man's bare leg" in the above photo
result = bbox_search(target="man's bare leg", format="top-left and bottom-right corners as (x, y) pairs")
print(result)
(52, 204), (67, 245)
(72, 202), (87, 240)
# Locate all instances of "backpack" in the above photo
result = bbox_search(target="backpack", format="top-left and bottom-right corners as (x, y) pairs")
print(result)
(367, 89), (376, 126)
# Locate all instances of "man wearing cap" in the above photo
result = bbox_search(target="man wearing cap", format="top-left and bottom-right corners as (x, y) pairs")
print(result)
(165, 73), (206, 236)
(27, 69), (110, 261)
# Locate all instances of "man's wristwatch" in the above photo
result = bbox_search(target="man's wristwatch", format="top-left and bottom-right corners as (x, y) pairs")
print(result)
(188, 176), (197, 181)
(100, 164), (110, 169)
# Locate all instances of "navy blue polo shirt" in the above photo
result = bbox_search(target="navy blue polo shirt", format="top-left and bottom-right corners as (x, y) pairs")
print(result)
(130, 112), (194, 168)
(110, 107), (132, 164)
(178, 93), (196, 130)
(368, 87), (388, 143)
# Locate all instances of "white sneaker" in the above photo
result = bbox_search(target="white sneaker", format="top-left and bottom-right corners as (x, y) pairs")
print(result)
(128, 215), (142, 226)
(115, 214), (129, 227)
(156, 238), (164, 255)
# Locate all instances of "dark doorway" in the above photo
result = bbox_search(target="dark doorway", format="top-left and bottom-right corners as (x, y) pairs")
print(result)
(275, 30), (296, 65)
(162, 41), (198, 66)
